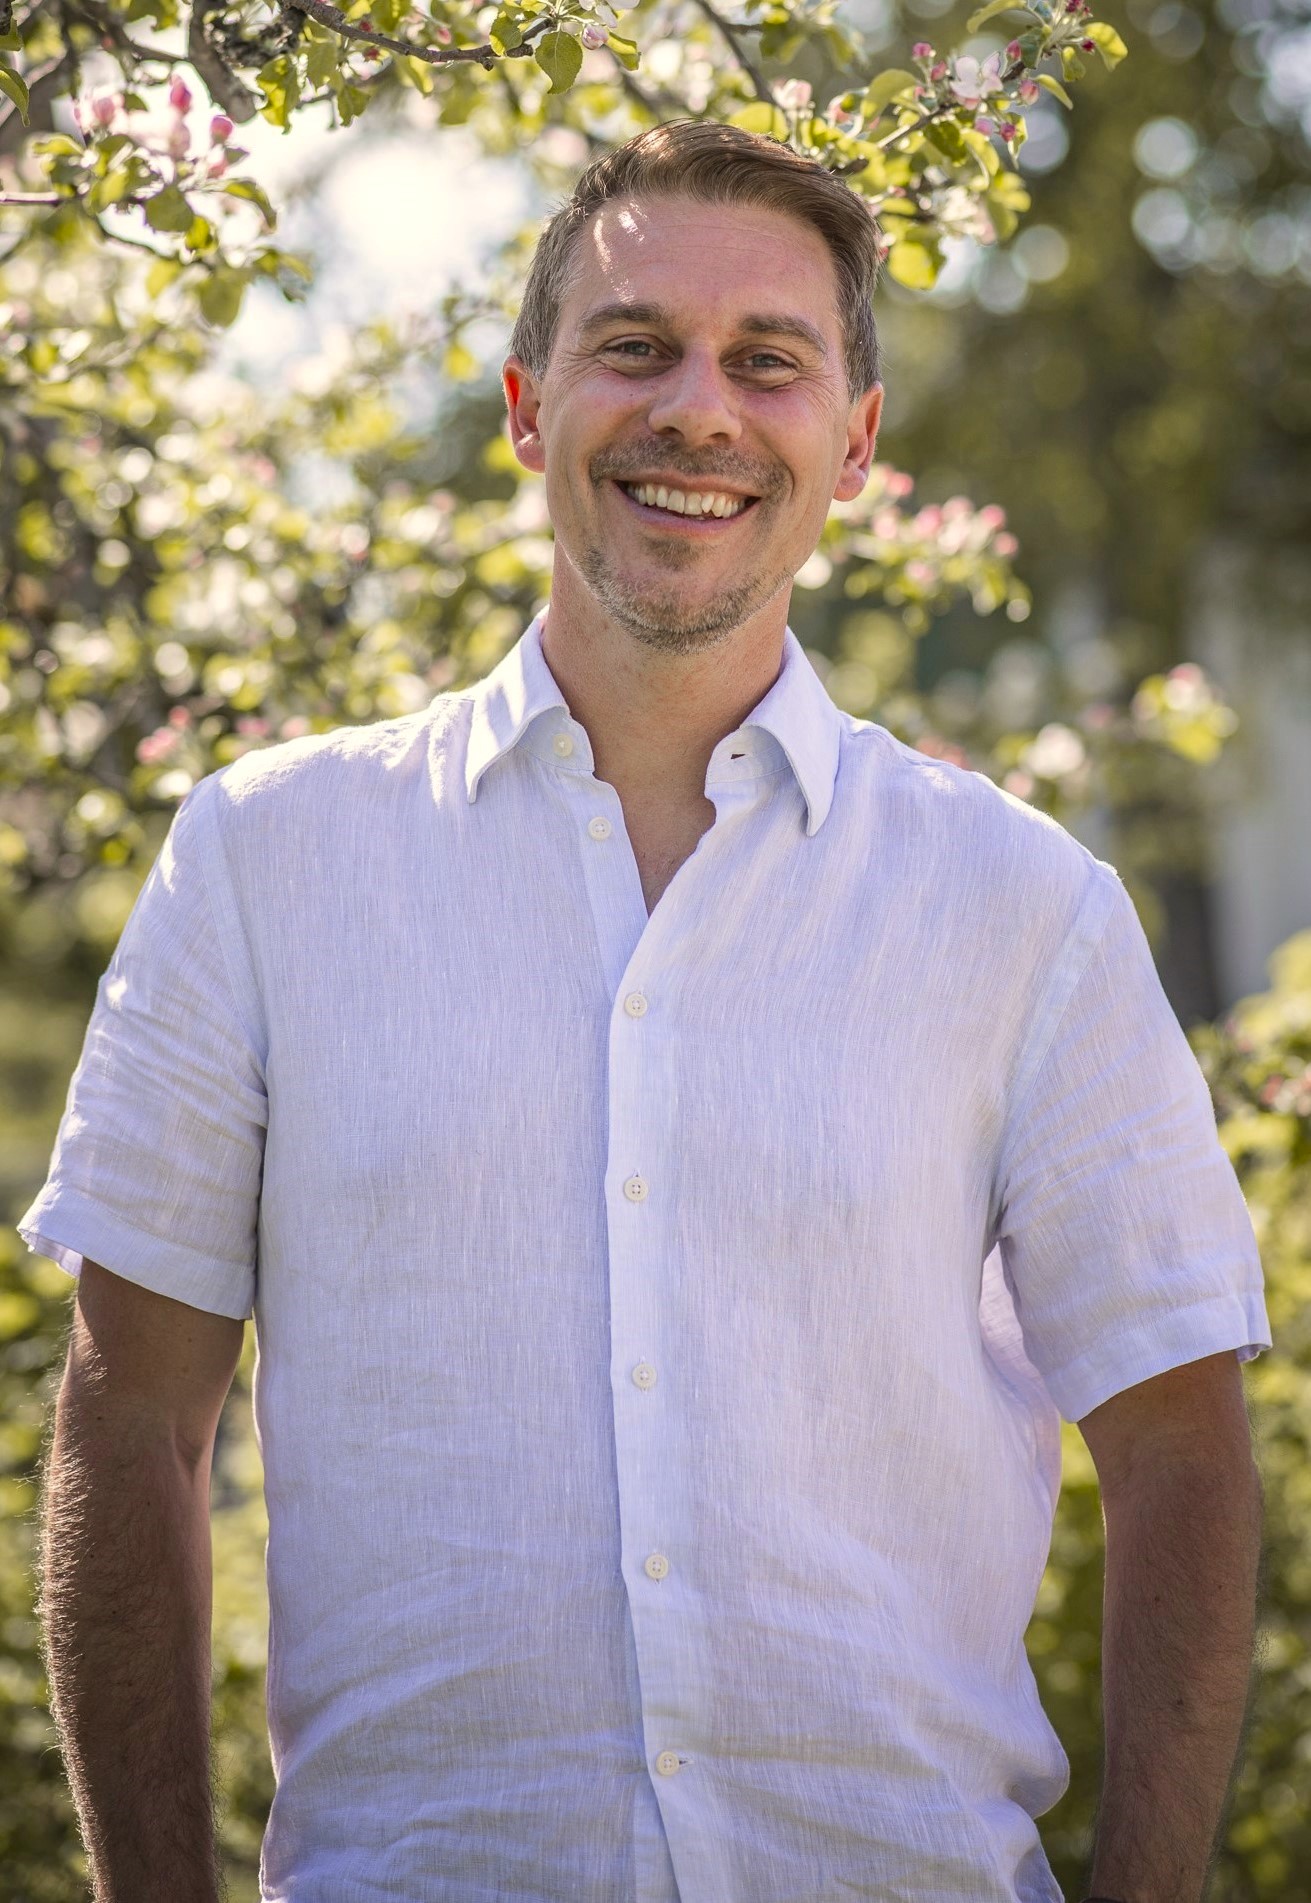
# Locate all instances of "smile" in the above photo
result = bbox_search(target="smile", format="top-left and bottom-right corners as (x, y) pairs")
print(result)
(614, 480), (760, 527)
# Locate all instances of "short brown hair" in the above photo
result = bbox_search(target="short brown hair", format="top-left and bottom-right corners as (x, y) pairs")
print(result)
(508, 119), (883, 401)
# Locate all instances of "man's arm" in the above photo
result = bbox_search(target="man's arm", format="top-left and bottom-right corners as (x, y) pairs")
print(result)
(39, 1257), (245, 1903)
(1077, 1350), (1265, 1903)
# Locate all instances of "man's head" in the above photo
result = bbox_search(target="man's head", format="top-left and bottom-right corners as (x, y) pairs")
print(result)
(501, 120), (885, 656)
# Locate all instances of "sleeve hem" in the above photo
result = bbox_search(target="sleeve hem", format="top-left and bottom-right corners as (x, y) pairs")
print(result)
(1039, 1287), (1274, 1424)
(16, 1185), (255, 1322)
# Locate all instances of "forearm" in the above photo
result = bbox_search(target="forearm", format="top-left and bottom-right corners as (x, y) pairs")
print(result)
(40, 1378), (223, 1903)
(1088, 1457), (1264, 1903)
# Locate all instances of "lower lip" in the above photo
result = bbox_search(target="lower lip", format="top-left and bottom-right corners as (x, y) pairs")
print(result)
(612, 481), (759, 532)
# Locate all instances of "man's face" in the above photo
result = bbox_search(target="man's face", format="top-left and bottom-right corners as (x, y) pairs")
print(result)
(502, 193), (883, 655)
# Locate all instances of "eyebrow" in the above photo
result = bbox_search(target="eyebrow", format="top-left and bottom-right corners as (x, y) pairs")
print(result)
(574, 300), (829, 360)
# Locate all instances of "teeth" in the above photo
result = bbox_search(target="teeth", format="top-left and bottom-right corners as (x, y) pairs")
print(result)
(625, 482), (751, 519)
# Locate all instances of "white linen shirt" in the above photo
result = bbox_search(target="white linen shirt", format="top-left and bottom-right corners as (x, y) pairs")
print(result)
(21, 608), (1272, 1903)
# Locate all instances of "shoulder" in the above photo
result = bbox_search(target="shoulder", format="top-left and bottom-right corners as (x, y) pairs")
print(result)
(190, 694), (469, 839)
(842, 715), (1119, 944)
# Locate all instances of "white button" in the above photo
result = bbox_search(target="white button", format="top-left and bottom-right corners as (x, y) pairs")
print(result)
(623, 1174), (648, 1203)
(655, 1750), (682, 1777)
(588, 816), (612, 840)
(553, 732), (574, 758)
(632, 1361), (657, 1390)
(624, 991), (648, 1018)
(644, 1552), (670, 1581)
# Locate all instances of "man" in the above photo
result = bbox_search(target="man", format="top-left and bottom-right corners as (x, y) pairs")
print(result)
(23, 120), (1270, 1903)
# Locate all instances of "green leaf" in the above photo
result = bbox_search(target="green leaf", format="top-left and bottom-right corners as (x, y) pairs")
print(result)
(33, 133), (82, 158)
(966, 0), (1023, 30)
(862, 69), (918, 119)
(305, 36), (341, 88)
(1083, 20), (1128, 68)
(0, 21), (22, 49)
(534, 30), (582, 93)
(143, 184), (195, 232)
(86, 165), (134, 212)
(1033, 70), (1073, 109)
(490, 10), (522, 52)
(885, 232), (942, 290)
(727, 102), (788, 138)
(198, 267), (250, 328)
(1061, 45), (1086, 80)
(925, 120), (967, 164)
(607, 32), (640, 71)
(258, 55), (302, 130)
(223, 177), (277, 229)
(145, 255), (184, 296)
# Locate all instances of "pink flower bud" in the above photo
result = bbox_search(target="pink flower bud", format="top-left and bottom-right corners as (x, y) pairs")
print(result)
(994, 531), (1018, 556)
(581, 21), (607, 47)
(912, 40), (933, 58)
(434, 22), (452, 40)
(1019, 77), (1040, 103)
(977, 504), (1007, 530)
(1006, 39), (1022, 59)
(92, 93), (120, 127)
(973, 116), (996, 135)
(929, 60), (947, 79)
(167, 119), (190, 159)
(208, 152), (228, 177)
(210, 113), (234, 143)
(999, 122), (1016, 141)
(169, 74), (192, 112)
(1081, 36), (1095, 49)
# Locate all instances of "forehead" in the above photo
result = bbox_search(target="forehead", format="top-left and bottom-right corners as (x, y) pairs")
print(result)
(560, 194), (842, 344)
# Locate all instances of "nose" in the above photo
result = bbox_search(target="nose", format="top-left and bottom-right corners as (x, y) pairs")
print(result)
(643, 345), (743, 448)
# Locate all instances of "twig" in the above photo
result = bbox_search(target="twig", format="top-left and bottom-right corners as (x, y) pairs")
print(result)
(688, 0), (772, 106)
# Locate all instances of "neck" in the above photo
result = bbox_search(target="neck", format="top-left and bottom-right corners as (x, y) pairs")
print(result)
(538, 565), (791, 814)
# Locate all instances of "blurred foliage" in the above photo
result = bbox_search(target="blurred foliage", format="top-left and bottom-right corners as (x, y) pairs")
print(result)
(1, 0), (1308, 1893)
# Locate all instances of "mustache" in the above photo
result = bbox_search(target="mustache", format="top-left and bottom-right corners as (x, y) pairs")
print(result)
(594, 458), (775, 494)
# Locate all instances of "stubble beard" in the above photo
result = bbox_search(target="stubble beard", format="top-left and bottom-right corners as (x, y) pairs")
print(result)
(576, 528), (794, 657)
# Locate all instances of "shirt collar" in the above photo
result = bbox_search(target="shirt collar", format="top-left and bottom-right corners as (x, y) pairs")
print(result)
(463, 608), (842, 837)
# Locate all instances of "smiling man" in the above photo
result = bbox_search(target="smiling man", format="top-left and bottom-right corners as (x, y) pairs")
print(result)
(25, 122), (1270, 1903)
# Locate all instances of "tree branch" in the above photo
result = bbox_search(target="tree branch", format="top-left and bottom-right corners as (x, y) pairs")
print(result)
(281, 0), (554, 70)
(688, 0), (772, 106)
(187, 0), (260, 123)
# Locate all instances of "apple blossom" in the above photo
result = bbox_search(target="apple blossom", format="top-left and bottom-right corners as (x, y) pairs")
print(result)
(974, 116), (996, 135)
(581, 22), (608, 48)
(1006, 39), (1023, 58)
(929, 61), (947, 80)
(948, 52), (1004, 109)
(167, 119), (190, 159)
(169, 75), (192, 112)
(1019, 78), (1040, 103)
(211, 113), (234, 142)
(774, 78), (812, 110)
(912, 41), (933, 57)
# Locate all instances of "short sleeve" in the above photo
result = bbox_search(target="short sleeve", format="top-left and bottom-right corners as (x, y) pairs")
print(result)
(993, 864), (1272, 1424)
(17, 773), (266, 1320)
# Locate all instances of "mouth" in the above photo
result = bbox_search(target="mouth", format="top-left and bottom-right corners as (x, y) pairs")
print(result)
(611, 479), (762, 530)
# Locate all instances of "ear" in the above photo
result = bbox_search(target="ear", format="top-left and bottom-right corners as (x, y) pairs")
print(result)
(833, 382), (884, 504)
(503, 353), (546, 477)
